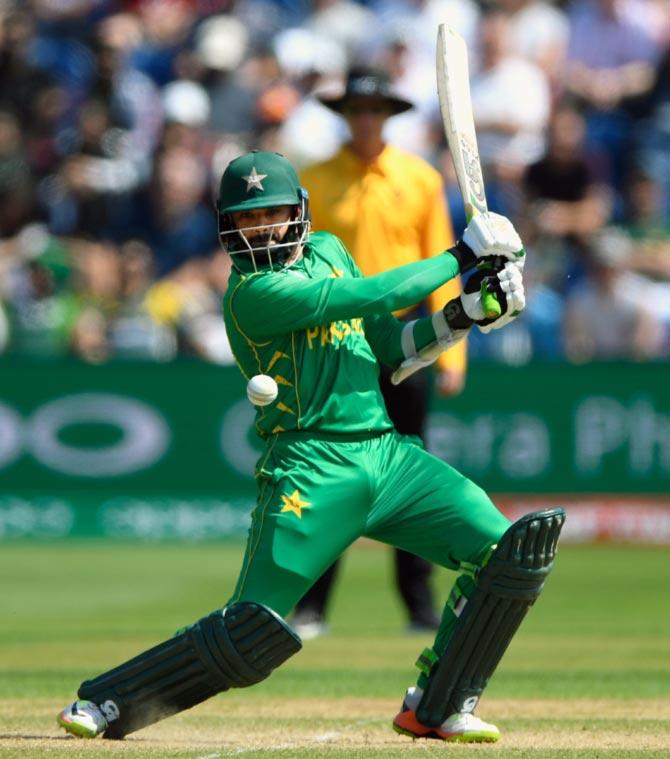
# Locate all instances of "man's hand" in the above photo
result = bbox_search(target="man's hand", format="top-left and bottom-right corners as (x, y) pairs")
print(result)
(450, 212), (525, 273)
(476, 264), (525, 333)
(443, 262), (525, 332)
(390, 259), (524, 387)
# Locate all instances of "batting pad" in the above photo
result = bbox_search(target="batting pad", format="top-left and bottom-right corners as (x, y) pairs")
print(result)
(416, 508), (565, 727)
(78, 601), (302, 739)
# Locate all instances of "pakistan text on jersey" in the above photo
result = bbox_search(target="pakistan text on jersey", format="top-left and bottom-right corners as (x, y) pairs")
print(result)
(305, 319), (365, 349)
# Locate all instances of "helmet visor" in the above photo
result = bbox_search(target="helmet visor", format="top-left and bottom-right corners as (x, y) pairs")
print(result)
(219, 205), (310, 272)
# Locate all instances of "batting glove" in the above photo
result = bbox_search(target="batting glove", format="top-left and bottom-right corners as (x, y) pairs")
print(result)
(443, 261), (525, 332)
(450, 212), (526, 273)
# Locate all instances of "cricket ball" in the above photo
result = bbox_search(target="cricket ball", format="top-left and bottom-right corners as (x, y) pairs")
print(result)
(247, 374), (278, 406)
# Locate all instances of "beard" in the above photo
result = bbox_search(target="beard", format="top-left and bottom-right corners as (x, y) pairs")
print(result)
(245, 231), (283, 249)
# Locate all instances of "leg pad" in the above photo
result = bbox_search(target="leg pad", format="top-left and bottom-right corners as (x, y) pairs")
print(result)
(416, 508), (565, 726)
(78, 601), (301, 739)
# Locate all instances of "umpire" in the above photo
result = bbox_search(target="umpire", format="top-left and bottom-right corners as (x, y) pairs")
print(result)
(294, 67), (467, 637)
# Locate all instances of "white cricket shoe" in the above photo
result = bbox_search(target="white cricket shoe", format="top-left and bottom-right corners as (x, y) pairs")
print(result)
(57, 700), (108, 738)
(288, 609), (330, 641)
(393, 686), (500, 743)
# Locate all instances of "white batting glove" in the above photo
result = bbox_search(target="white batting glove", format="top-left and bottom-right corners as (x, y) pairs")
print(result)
(478, 262), (526, 333)
(443, 261), (525, 331)
(460, 212), (525, 269)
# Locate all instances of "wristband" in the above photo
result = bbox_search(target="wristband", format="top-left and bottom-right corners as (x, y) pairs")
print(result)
(443, 297), (474, 331)
(448, 239), (477, 273)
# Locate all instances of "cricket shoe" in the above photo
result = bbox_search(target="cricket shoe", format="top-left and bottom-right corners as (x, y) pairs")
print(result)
(288, 609), (329, 641)
(392, 686), (499, 743)
(57, 700), (108, 738)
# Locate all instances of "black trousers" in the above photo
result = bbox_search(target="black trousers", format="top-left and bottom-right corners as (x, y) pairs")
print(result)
(293, 364), (437, 625)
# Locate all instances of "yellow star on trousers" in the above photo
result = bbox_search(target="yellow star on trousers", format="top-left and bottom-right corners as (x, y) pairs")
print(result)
(280, 490), (311, 518)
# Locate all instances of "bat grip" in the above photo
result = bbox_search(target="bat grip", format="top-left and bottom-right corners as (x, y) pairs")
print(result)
(475, 255), (504, 320)
(466, 212), (502, 319)
(482, 286), (502, 319)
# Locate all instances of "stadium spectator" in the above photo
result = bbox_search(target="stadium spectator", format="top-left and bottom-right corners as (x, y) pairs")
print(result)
(68, 240), (122, 363)
(374, 0), (481, 66)
(0, 8), (57, 136)
(0, 110), (35, 238)
(110, 240), (178, 361)
(469, 8), (551, 215)
(623, 167), (670, 278)
(522, 103), (612, 291)
(192, 15), (255, 138)
(564, 0), (661, 193)
(306, 0), (376, 64)
(131, 146), (218, 276)
(42, 98), (142, 239)
(160, 78), (218, 167)
(631, 39), (670, 215)
(87, 13), (164, 175)
(127, 0), (196, 87)
(617, 168), (670, 345)
(145, 257), (235, 363)
(563, 227), (665, 361)
(2, 230), (78, 359)
(274, 28), (347, 167)
(495, 0), (569, 87)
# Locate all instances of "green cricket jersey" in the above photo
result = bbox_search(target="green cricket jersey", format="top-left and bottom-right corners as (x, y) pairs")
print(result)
(223, 231), (460, 437)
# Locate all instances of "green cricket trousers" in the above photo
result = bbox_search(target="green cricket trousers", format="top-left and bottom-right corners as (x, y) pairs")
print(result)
(229, 430), (510, 655)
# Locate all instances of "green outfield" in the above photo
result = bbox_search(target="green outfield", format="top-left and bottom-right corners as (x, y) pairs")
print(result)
(1, 540), (669, 758)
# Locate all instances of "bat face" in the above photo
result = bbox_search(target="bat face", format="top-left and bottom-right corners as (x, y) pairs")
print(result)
(457, 133), (487, 218)
(436, 23), (488, 220)
(437, 23), (500, 318)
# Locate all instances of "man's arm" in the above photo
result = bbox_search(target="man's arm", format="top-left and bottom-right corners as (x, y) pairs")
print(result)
(390, 262), (526, 384)
(230, 213), (525, 342)
(231, 252), (462, 340)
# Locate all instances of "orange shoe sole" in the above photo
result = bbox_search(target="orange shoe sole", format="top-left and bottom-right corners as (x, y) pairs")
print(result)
(392, 707), (499, 743)
(393, 707), (448, 740)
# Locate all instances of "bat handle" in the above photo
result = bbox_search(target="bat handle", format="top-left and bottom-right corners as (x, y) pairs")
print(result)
(482, 285), (502, 319)
(473, 245), (503, 319)
(466, 211), (502, 319)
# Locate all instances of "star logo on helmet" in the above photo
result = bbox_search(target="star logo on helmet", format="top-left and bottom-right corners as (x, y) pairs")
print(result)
(242, 167), (268, 192)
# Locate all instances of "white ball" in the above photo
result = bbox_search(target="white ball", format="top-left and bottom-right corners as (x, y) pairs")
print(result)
(247, 374), (278, 406)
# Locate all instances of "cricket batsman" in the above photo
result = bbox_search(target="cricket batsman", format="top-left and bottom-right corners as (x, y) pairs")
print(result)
(57, 151), (564, 743)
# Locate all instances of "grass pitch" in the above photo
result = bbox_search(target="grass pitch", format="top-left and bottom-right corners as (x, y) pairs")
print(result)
(1, 540), (669, 758)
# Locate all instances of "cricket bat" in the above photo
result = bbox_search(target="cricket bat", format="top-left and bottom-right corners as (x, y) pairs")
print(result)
(390, 25), (500, 385)
(436, 23), (501, 319)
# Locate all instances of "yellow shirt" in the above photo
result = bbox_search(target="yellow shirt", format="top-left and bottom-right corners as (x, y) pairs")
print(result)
(301, 143), (466, 373)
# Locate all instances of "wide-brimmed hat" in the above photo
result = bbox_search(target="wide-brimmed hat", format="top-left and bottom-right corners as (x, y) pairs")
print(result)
(318, 68), (413, 115)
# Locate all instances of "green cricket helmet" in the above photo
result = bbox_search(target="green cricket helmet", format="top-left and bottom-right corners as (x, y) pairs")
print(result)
(217, 151), (310, 271)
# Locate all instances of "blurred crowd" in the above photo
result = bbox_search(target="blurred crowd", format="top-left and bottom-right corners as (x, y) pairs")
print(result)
(1, 0), (670, 365)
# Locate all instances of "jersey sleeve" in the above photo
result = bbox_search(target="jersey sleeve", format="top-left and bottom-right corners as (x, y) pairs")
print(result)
(229, 250), (461, 341)
(343, 252), (442, 369)
(363, 312), (440, 369)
